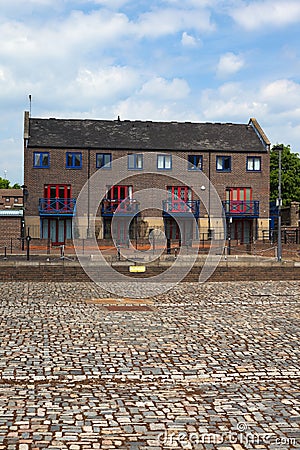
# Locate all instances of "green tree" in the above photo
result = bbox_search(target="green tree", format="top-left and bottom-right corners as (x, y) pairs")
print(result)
(270, 145), (300, 206)
(0, 177), (21, 189)
(0, 177), (10, 189)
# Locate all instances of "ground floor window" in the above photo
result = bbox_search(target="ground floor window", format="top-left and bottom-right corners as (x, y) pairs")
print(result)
(41, 218), (72, 244)
(164, 218), (194, 244)
(103, 217), (137, 243)
(228, 219), (253, 244)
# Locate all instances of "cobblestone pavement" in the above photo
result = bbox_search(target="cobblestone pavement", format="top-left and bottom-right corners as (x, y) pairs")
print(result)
(0, 281), (300, 450)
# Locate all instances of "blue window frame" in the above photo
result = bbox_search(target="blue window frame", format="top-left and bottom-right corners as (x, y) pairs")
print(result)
(128, 153), (143, 170)
(216, 156), (231, 172)
(33, 152), (49, 168)
(96, 153), (112, 169)
(157, 154), (172, 170)
(247, 156), (261, 172)
(66, 152), (82, 169)
(188, 155), (202, 170)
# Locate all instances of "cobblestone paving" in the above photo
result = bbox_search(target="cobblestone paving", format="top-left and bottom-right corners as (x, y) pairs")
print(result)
(0, 281), (300, 449)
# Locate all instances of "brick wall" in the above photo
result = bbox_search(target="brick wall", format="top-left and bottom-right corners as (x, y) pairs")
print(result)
(24, 143), (269, 239)
(0, 262), (299, 282)
(25, 149), (269, 210)
(0, 189), (23, 210)
(0, 217), (21, 248)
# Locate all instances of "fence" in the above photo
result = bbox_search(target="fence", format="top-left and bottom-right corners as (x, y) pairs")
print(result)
(1, 234), (300, 262)
(0, 237), (23, 259)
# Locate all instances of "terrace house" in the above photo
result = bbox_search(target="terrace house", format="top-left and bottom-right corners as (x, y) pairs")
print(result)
(23, 112), (270, 246)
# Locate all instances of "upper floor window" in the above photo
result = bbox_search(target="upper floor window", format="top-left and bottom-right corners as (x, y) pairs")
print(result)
(33, 152), (49, 168)
(97, 153), (112, 169)
(216, 156), (231, 172)
(188, 155), (202, 170)
(128, 153), (143, 170)
(66, 152), (82, 169)
(157, 154), (172, 170)
(44, 184), (71, 200)
(167, 186), (192, 201)
(247, 156), (261, 172)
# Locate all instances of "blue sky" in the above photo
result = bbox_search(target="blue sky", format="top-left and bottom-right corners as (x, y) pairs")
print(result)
(1, 0), (300, 183)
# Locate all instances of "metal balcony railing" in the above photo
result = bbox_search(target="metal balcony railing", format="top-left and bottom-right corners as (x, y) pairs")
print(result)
(39, 198), (76, 216)
(162, 200), (200, 218)
(222, 200), (259, 217)
(101, 199), (140, 216)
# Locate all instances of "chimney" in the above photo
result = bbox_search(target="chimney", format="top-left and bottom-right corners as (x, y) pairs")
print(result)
(24, 111), (30, 140)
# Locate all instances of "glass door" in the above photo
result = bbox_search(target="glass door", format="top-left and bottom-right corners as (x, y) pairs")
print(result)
(167, 186), (191, 212)
(226, 188), (252, 214)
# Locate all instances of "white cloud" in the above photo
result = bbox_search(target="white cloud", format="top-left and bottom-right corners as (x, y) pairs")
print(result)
(71, 66), (140, 102)
(201, 79), (300, 122)
(115, 98), (174, 121)
(0, 65), (35, 104)
(181, 31), (201, 47)
(0, 135), (23, 184)
(2, 0), (300, 184)
(0, 68), (6, 81)
(231, 0), (300, 30)
(136, 7), (214, 38)
(0, 10), (131, 69)
(162, 0), (219, 6)
(200, 82), (267, 121)
(139, 77), (190, 100)
(114, 96), (199, 123)
(0, 0), (57, 7)
(199, 79), (300, 150)
(216, 52), (245, 77)
(261, 79), (300, 112)
(84, 0), (129, 7)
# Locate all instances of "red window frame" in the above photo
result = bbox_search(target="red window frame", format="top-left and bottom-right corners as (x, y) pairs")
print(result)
(226, 188), (252, 213)
(167, 186), (191, 212)
(106, 185), (133, 213)
(107, 185), (132, 201)
(44, 184), (71, 211)
(44, 184), (71, 199)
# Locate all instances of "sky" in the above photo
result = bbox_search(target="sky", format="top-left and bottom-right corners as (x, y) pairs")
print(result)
(1, 0), (300, 184)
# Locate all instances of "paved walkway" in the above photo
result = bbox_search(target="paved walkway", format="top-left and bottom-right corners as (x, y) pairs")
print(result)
(0, 281), (299, 449)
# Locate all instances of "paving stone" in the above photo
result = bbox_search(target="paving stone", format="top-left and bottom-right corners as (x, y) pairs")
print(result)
(0, 281), (299, 449)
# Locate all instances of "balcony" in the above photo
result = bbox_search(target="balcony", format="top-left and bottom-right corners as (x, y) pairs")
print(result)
(39, 198), (76, 216)
(222, 200), (259, 218)
(162, 200), (200, 218)
(101, 199), (140, 217)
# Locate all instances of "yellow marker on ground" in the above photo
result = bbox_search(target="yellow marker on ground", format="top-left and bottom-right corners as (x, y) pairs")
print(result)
(129, 265), (146, 273)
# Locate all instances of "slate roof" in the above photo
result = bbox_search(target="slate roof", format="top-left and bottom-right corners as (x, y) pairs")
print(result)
(26, 117), (270, 152)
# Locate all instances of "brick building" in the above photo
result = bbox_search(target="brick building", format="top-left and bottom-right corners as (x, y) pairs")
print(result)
(0, 189), (23, 248)
(23, 112), (270, 246)
(0, 189), (23, 210)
